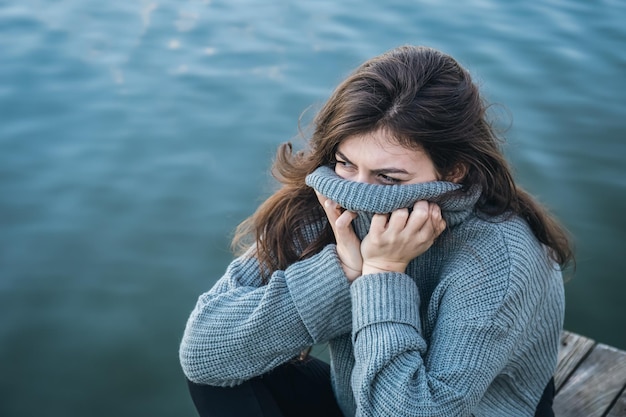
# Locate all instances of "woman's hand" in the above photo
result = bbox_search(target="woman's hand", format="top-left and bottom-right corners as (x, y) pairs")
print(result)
(361, 201), (446, 276)
(315, 191), (362, 282)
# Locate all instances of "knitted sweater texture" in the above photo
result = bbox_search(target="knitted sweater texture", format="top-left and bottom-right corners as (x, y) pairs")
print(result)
(180, 166), (565, 416)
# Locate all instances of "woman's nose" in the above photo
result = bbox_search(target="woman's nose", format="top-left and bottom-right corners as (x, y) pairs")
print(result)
(354, 172), (374, 184)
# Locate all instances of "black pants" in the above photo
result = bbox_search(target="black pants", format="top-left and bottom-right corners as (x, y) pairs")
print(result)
(187, 357), (343, 417)
(187, 358), (555, 417)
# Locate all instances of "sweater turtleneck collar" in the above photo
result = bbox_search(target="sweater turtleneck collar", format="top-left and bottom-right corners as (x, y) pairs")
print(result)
(305, 166), (481, 235)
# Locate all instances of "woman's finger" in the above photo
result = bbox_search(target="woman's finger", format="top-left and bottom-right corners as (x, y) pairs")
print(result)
(386, 208), (410, 232)
(314, 190), (327, 207)
(430, 204), (447, 237)
(414, 203), (445, 242)
(370, 212), (390, 234)
(335, 209), (357, 230)
(405, 200), (430, 231)
(315, 191), (341, 225)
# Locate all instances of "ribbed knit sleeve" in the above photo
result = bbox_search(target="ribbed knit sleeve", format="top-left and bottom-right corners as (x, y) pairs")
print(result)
(179, 244), (352, 387)
(348, 264), (517, 416)
(344, 218), (563, 417)
(351, 273), (422, 336)
(286, 244), (353, 342)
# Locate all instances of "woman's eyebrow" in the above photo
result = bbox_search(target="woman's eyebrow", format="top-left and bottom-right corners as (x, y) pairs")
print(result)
(371, 167), (410, 175)
(335, 150), (410, 175)
(335, 150), (353, 164)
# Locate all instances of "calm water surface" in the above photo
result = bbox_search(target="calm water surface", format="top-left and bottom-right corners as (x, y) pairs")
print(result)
(1, 0), (625, 416)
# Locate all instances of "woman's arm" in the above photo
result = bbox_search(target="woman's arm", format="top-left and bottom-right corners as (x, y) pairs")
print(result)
(348, 205), (528, 416)
(349, 218), (562, 416)
(179, 244), (352, 387)
(349, 269), (517, 416)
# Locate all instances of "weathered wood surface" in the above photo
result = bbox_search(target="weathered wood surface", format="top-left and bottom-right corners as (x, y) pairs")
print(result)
(554, 331), (626, 417)
(554, 331), (596, 391)
(606, 389), (626, 417)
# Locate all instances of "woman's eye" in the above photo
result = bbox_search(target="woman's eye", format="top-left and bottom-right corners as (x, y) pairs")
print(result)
(379, 174), (401, 184)
(335, 159), (352, 168)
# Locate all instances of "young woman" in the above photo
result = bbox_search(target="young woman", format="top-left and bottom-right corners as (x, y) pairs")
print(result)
(180, 45), (572, 417)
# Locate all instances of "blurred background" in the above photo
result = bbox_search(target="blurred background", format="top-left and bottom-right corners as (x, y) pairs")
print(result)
(1, 0), (624, 416)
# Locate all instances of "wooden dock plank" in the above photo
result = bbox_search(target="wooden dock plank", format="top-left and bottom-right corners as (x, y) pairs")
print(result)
(605, 387), (626, 417)
(553, 342), (626, 417)
(555, 331), (596, 391)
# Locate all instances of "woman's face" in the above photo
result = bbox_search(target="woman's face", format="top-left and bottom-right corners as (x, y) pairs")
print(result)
(334, 130), (439, 185)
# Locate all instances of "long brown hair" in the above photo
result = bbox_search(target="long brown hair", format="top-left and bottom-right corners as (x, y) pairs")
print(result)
(233, 45), (573, 277)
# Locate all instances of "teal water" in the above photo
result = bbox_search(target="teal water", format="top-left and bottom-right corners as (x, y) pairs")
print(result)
(1, 0), (624, 416)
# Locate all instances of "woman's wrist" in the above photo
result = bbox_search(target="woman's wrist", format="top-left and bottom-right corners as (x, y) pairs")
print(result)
(341, 261), (362, 282)
(361, 260), (407, 276)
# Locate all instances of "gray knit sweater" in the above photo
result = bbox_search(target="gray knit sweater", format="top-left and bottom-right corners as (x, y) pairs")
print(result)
(180, 166), (565, 416)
